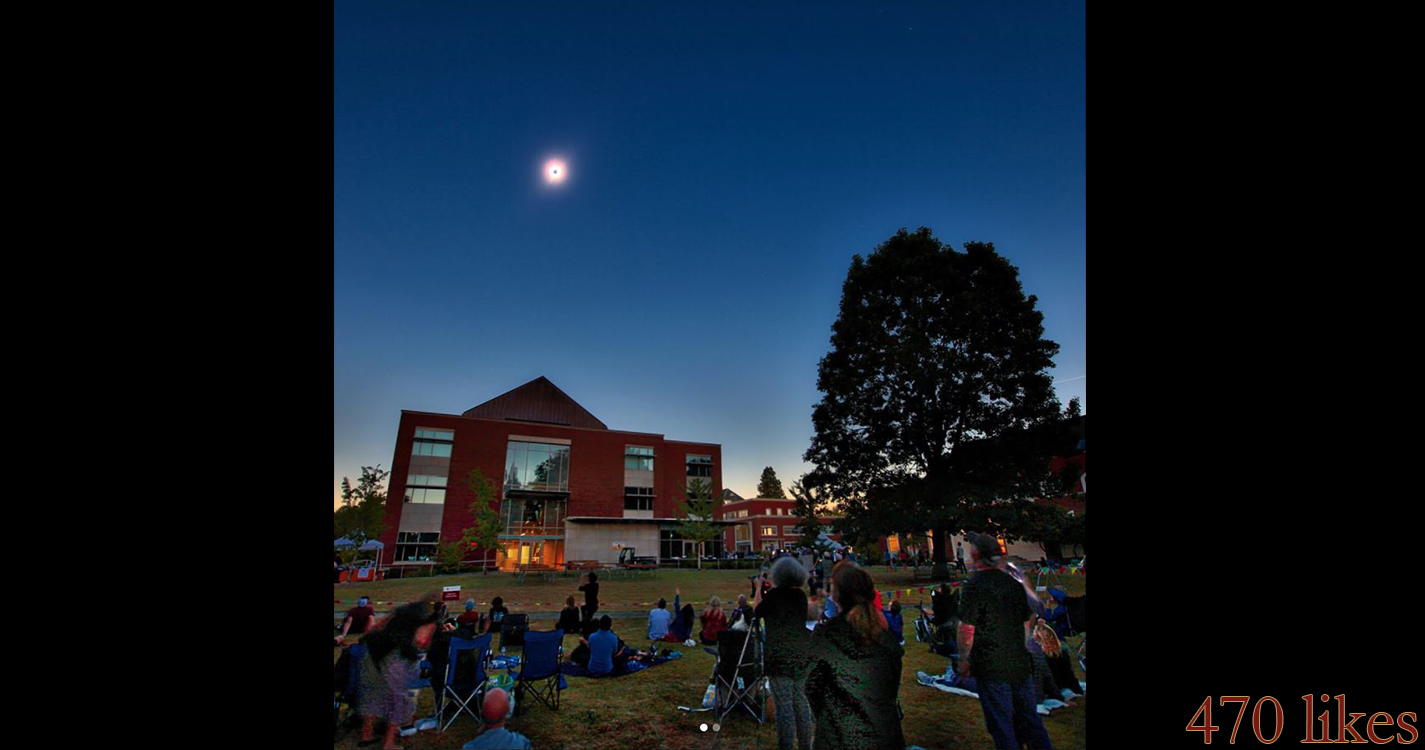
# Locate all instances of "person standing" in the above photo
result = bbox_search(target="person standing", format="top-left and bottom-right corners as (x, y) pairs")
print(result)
(578, 572), (600, 625)
(756, 557), (814, 749)
(958, 533), (1053, 749)
(955, 541), (968, 574)
(805, 562), (905, 750)
(356, 599), (441, 749)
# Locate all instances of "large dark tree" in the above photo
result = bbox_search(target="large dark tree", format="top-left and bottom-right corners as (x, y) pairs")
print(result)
(757, 467), (786, 498)
(803, 228), (1067, 579)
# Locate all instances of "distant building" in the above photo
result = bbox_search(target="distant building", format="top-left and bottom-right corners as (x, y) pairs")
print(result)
(715, 496), (842, 554)
(378, 377), (727, 569)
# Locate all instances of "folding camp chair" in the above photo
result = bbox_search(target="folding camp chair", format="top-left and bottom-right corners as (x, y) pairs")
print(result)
(501, 614), (529, 651)
(437, 633), (493, 732)
(708, 619), (768, 724)
(513, 629), (564, 716)
(333, 643), (366, 739)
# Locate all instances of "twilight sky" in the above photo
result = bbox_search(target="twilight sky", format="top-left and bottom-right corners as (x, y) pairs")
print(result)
(334, 2), (1086, 507)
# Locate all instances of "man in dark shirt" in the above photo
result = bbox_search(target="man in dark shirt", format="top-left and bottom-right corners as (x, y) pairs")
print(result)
(578, 572), (600, 624)
(958, 533), (1052, 749)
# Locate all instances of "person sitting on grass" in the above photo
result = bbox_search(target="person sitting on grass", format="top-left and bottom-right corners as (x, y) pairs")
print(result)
(700, 596), (729, 645)
(485, 596), (509, 636)
(461, 688), (531, 750)
(652, 588), (693, 642)
(648, 592), (675, 642)
(557, 595), (581, 634)
(670, 595), (696, 644)
(584, 615), (632, 677)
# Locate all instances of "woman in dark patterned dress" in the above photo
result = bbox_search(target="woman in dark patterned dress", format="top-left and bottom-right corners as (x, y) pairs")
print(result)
(358, 600), (440, 749)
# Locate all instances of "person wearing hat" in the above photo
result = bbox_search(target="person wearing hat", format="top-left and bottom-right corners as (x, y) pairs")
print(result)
(454, 598), (482, 633)
(337, 596), (376, 644)
(461, 688), (531, 749)
(957, 532), (1053, 749)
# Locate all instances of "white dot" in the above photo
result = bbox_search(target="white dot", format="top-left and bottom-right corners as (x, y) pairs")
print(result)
(699, 723), (708, 732)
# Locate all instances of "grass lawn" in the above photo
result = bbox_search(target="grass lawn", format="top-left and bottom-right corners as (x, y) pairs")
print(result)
(334, 568), (1086, 749)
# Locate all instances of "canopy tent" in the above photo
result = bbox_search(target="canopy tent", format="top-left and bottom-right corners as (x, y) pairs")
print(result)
(334, 537), (357, 548)
(816, 532), (846, 551)
(359, 539), (384, 551)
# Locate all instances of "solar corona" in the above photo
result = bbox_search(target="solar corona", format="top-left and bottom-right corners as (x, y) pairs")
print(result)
(544, 159), (567, 184)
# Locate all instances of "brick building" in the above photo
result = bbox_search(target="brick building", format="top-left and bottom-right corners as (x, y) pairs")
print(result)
(715, 496), (843, 555)
(377, 377), (726, 570)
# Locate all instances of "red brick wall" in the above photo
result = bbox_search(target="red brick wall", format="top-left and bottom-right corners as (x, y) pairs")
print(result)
(380, 412), (721, 563)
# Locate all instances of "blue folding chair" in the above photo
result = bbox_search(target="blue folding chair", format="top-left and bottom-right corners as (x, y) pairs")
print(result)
(437, 633), (493, 732)
(334, 643), (367, 738)
(512, 629), (564, 716)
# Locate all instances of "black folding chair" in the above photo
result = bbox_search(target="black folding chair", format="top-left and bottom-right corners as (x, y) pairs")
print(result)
(710, 621), (768, 723)
(501, 613), (529, 650)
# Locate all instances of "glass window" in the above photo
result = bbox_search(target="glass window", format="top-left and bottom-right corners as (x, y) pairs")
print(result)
(624, 486), (654, 511)
(762, 526), (777, 537)
(504, 440), (570, 492)
(686, 454), (713, 478)
(415, 428), (454, 440)
(625, 446), (655, 471)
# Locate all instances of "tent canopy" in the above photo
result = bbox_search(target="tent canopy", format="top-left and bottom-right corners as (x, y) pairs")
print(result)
(334, 537), (384, 550)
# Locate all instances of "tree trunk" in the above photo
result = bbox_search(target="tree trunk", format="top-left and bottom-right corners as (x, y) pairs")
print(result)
(931, 527), (950, 581)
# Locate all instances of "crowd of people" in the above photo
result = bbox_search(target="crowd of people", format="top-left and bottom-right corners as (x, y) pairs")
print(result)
(335, 538), (1079, 750)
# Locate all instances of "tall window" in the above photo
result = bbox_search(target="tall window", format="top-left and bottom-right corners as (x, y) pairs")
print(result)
(625, 486), (654, 511)
(504, 441), (571, 493)
(686, 454), (713, 478)
(762, 526), (777, 537)
(625, 446), (654, 471)
(412, 428), (454, 457)
(403, 474), (447, 504)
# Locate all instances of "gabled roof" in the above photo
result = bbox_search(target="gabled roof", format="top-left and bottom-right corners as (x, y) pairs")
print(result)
(462, 377), (609, 430)
(720, 488), (745, 502)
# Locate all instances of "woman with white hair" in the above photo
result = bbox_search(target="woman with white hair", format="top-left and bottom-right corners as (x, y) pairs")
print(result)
(755, 556), (814, 750)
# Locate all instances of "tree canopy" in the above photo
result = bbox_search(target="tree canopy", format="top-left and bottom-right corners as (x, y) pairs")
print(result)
(757, 466), (786, 498)
(803, 228), (1071, 574)
(334, 465), (389, 562)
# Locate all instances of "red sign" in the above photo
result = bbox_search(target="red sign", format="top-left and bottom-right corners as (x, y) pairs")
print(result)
(442, 586), (460, 601)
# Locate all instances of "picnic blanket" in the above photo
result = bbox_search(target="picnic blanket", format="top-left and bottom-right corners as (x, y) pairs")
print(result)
(915, 672), (1085, 714)
(560, 651), (682, 678)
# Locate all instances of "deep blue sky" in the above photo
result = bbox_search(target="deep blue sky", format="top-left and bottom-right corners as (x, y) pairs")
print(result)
(334, 2), (1086, 505)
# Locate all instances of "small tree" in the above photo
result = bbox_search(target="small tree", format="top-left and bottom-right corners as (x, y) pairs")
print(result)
(675, 478), (724, 570)
(436, 540), (465, 574)
(461, 468), (502, 573)
(757, 467), (786, 499)
(336, 465), (390, 563)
